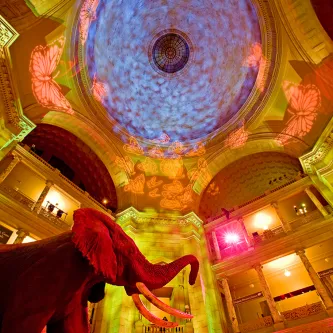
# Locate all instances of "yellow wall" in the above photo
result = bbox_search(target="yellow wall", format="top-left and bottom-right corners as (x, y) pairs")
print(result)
(3, 163), (45, 201)
(278, 192), (317, 222)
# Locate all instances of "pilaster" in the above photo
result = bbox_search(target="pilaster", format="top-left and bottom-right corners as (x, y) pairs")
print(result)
(296, 250), (333, 313)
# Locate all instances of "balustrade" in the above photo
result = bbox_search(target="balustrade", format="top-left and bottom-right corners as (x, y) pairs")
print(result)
(0, 183), (35, 210)
(281, 302), (324, 321)
(143, 325), (184, 332)
(238, 316), (273, 333)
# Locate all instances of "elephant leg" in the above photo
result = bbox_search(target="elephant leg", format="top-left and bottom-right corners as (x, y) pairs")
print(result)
(1, 311), (50, 333)
(47, 306), (89, 333)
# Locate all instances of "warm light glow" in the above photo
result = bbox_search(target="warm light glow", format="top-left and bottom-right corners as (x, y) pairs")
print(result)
(43, 188), (65, 211)
(224, 233), (240, 244)
(102, 199), (108, 204)
(254, 212), (272, 230)
(284, 269), (291, 277)
(266, 254), (296, 269)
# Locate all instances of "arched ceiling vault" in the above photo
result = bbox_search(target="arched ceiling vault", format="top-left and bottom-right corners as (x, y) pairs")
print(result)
(22, 123), (118, 210)
(34, 110), (134, 210)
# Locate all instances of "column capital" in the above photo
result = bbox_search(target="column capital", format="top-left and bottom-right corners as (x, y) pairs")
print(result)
(296, 249), (305, 256)
(45, 180), (54, 187)
(271, 201), (278, 208)
(12, 154), (22, 162)
(16, 228), (29, 237)
(253, 263), (263, 271)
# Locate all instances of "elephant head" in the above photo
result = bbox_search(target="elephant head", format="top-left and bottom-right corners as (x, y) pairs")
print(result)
(72, 208), (199, 328)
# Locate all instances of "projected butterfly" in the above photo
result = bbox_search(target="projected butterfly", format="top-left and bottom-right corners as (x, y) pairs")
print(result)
(277, 81), (321, 144)
(29, 37), (73, 114)
(79, 0), (100, 45)
(91, 75), (107, 103)
(243, 42), (268, 92)
(243, 42), (263, 68)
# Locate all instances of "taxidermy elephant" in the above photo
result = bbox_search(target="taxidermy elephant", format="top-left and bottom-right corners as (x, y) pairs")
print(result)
(0, 208), (199, 333)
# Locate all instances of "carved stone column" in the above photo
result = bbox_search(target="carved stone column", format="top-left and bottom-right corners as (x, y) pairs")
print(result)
(0, 155), (21, 184)
(305, 187), (329, 217)
(271, 201), (292, 233)
(211, 231), (221, 260)
(238, 217), (253, 246)
(33, 181), (53, 213)
(220, 278), (240, 333)
(253, 264), (284, 325)
(13, 228), (29, 244)
(296, 250), (333, 311)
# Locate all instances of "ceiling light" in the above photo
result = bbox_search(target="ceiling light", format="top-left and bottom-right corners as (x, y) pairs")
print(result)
(284, 269), (291, 277)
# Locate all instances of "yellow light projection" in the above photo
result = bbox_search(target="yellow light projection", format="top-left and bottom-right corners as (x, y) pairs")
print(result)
(124, 174), (145, 194)
(123, 137), (145, 155)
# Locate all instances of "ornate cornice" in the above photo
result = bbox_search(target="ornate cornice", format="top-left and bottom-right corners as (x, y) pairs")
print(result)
(0, 15), (35, 151)
(300, 117), (333, 174)
(116, 206), (203, 229)
(274, 0), (333, 64)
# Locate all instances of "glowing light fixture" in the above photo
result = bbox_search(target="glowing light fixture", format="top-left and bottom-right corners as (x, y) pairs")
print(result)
(102, 198), (108, 204)
(224, 233), (240, 244)
(284, 269), (291, 277)
(254, 212), (272, 230)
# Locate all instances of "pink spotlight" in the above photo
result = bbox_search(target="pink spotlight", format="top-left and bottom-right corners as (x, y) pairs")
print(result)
(224, 233), (240, 244)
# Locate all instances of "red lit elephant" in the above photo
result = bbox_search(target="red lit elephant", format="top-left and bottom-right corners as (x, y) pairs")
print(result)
(0, 208), (198, 333)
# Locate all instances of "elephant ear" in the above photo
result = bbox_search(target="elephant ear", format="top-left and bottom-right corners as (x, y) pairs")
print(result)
(72, 208), (117, 282)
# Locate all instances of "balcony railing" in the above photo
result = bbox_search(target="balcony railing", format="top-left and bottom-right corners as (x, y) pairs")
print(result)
(0, 183), (70, 231)
(144, 325), (184, 332)
(289, 210), (323, 230)
(0, 183), (35, 210)
(11, 145), (114, 219)
(281, 302), (324, 321)
(239, 316), (273, 332)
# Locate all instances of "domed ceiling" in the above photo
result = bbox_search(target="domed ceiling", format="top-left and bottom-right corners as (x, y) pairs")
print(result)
(79, 0), (262, 142)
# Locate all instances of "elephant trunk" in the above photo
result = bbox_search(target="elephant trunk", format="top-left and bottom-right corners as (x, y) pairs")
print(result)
(136, 254), (199, 291)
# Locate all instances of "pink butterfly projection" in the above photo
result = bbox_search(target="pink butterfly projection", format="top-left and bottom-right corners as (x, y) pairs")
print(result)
(243, 43), (263, 67)
(243, 42), (268, 92)
(276, 81), (321, 145)
(92, 75), (107, 103)
(29, 37), (73, 115)
(79, 0), (100, 45)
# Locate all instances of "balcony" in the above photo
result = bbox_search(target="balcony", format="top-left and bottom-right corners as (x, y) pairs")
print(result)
(0, 144), (115, 237)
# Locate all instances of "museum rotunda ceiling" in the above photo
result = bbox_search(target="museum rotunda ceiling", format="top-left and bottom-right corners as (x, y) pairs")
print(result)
(1, 0), (333, 213)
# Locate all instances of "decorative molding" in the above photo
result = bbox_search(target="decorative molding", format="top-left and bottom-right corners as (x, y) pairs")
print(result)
(0, 15), (35, 151)
(274, 0), (333, 64)
(116, 206), (203, 229)
(300, 118), (333, 174)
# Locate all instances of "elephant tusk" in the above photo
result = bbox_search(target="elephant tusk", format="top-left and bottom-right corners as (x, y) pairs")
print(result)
(132, 294), (179, 328)
(136, 282), (193, 319)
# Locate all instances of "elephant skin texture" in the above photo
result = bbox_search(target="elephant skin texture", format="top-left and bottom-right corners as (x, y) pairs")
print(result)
(0, 208), (199, 333)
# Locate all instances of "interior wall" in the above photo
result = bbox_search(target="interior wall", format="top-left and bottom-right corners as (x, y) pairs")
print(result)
(278, 192), (317, 222)
(2, 163), (45, 201)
